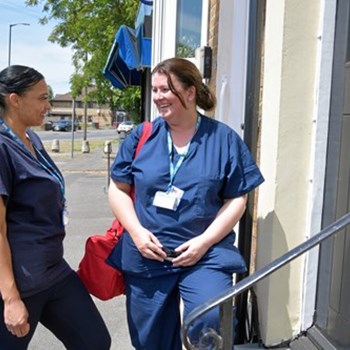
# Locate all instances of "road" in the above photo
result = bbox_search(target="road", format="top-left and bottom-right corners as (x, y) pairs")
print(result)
(37, 128), (120, 142)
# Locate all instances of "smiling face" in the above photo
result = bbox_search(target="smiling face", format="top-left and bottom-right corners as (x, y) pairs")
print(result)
(151, 72), (195, 123)
(8, 79), (51, 128)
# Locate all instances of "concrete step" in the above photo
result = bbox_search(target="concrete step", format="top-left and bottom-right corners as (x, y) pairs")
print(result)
(235, 344), (289, 349)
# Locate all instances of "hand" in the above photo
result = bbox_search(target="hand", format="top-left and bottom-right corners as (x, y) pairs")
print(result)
(171, 236), (210, 267)
(4, 298), (30, 337)
(132, 229), (166, 262)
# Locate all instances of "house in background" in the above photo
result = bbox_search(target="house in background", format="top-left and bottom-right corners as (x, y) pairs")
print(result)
(48, 92), (112, 128)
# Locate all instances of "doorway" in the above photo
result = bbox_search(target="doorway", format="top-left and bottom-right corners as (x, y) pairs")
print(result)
(314, 0), (350, 347)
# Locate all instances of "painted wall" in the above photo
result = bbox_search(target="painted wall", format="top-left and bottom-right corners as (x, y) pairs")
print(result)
(256, 0), (322, 345)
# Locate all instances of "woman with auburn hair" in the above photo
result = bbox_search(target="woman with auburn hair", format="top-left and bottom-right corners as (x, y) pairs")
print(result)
(108, 57), (264, 349)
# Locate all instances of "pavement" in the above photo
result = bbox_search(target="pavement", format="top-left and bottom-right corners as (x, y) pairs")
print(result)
(27, 142), (288, 350)
(28, 144), (134, 350)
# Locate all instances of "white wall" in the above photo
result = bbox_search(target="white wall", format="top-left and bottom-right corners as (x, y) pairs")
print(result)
(256, 0), (324, 345)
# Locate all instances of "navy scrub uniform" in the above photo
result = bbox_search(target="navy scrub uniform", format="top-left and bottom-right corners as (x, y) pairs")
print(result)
(0, 128), (111, 350)
(108, 115), (264, 349)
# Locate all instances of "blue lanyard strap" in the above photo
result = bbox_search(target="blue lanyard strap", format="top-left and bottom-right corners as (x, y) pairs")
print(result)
(0, 119), (26, 148)
(33, 145), (66, 201)
(0, 119), (66, 203)
(166, 115), (201, 190)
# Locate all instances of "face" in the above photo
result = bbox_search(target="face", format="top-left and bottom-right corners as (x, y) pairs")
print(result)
(151, 72), (194, 122)
(9, 79), (51, 128)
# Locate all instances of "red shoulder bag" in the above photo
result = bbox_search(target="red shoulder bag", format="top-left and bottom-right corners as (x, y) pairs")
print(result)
(77, 122), (152, 300)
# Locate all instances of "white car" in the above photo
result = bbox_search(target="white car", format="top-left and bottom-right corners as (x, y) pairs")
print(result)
(117, 121), (135, 134)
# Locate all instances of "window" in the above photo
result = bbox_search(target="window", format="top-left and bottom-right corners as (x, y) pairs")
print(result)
(176, 0), (203, 57)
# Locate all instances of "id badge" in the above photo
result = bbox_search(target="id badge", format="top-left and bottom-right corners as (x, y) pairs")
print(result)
(62, 208), (69, 226)
(153, 186), (184, 211)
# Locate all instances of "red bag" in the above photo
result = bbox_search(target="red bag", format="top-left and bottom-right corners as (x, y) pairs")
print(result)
(77, 122), (152, 300)
(77, 220), (125, 300)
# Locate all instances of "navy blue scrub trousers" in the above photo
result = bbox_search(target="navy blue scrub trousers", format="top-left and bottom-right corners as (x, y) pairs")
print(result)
(0, 272), (111, 350)
(125, 266), (233, 350)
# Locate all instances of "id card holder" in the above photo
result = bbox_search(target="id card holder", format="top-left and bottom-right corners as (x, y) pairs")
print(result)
(62, 208), (69, 226)
(153, 186), (184, 211)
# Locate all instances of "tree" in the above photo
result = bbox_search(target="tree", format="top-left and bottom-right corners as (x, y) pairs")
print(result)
(47, 85), (54, 100)
(26, 0), (141, 120)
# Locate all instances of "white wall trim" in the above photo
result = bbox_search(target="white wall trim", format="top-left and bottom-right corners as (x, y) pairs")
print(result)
(216, 0), (250, 135)
(301, 0), (337, 331)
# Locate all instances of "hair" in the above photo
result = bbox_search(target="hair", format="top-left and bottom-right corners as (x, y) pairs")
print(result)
(151, 57), (216, 111)
(0, 65), (44, 114)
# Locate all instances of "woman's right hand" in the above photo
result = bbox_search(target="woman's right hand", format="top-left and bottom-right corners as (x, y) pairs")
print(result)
(4, 298), (30, 337)
(132, 229), (166, 262)
(108, 182), (167, 261)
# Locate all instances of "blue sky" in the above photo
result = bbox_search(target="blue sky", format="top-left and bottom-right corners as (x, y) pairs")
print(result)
(0, 0), (73, 94)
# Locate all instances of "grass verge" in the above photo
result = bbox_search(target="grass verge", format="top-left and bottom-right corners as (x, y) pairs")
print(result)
(43, 138), (120, 153)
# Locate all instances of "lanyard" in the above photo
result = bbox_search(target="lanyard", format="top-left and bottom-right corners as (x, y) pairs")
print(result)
(166, 116), (201, 190)
(0, 119), (66, 204)
(32, 145), (66, 202)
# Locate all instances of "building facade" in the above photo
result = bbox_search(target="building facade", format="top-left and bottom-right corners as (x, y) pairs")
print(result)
(49, 92), (112, 128)
(104, 0), (350, 347)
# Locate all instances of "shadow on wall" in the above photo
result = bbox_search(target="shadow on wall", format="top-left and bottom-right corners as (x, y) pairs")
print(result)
(254, 211), (295, 347)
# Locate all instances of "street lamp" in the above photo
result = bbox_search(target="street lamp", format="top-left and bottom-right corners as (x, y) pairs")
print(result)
(8, 23), (30, 66)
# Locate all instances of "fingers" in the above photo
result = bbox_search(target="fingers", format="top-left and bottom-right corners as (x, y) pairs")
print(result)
(143, 248), (165, 261)
(135, 230), (167, 261)
(171, 242), (206, 267)
(6, 320), (30, 338)
(150, 234), (163, 248)
(172, 251), (200, 267)
(4, 299), (30, 338)
(139, 239), (166, 261)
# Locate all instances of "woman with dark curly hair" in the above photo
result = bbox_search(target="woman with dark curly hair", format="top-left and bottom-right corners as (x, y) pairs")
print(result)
(0, 65), (111, 350)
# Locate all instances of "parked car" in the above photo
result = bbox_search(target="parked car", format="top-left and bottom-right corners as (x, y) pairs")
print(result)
(116, 110), (127, 119)
(52, 120), (77, 132)
(43, 121), (53, 130)
(117, 120), (135, 134)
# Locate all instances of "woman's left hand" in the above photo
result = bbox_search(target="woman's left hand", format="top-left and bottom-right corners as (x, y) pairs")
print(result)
(171, 236), (210, 267)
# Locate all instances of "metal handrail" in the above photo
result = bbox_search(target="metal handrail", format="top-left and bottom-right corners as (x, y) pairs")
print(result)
(182, 212), (350, 350)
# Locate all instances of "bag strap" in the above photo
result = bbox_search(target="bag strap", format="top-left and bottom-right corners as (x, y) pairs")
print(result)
(129, 121), (152, 202)
(135, 121), (152, 158)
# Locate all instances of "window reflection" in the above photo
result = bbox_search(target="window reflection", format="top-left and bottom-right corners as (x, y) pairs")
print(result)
(176, 0), (203, 57)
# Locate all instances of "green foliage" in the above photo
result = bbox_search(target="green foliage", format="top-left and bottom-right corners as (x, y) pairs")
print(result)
(176, 43), (195, 58)
(25, 0), (140, 115)
(118, 86), (141, 123)
(47, 85), (54, 100)
(176, 34), (198, 58)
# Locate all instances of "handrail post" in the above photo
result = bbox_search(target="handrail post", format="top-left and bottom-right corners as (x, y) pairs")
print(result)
(220, 299), (234, 349)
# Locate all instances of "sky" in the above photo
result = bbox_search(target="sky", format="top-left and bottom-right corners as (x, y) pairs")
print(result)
(0, 0), (73, 94)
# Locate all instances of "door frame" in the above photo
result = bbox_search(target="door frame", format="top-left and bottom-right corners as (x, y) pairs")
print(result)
(313, 0), (350, 346)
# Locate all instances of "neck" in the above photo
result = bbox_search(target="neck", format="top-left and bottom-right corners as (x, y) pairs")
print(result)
(2, 115), (27, 142)
(168, 113), (199, 147)
(168, 112), (198, 133)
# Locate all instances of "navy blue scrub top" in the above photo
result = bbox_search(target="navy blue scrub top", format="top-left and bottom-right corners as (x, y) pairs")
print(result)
(108, 115), (264, 277)
(0, 128), (71, 297)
